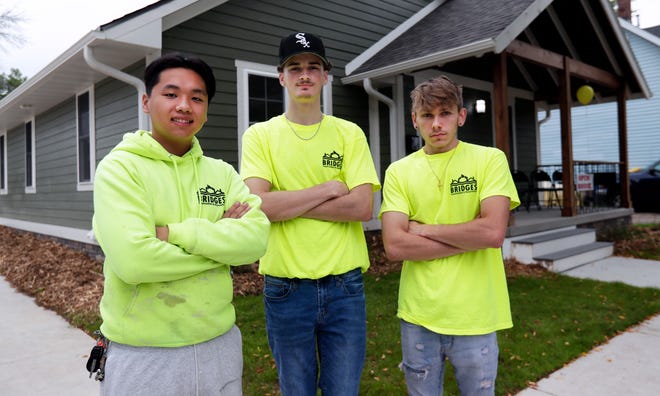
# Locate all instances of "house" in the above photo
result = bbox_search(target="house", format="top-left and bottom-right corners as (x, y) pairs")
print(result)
(540, 19), (660, 172)
(0, 0), (650, 252)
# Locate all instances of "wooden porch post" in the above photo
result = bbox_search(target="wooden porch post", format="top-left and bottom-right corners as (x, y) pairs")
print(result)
(559, 57), (577, 216)
(617, 86), (631, 208)
(493, 53), (510, 162)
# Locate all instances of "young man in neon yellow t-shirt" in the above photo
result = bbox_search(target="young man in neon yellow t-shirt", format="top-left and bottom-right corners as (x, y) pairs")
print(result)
(240, 32), (380, 395)
(380, 75), (519, 396)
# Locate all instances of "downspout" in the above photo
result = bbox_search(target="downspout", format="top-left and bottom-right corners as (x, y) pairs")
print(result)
(83, 46), (150, 130)
(538, 108), (551, 125)
(363, 78), (399, 163)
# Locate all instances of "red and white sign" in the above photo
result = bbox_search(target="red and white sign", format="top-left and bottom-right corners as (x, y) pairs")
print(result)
(576, 173), (594, 191)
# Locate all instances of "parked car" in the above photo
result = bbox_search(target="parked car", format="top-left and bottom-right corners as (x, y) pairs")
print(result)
(629, 159), (660, 213)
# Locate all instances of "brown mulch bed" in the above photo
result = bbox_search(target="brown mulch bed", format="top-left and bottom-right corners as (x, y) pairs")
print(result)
(0, 226), (547, 331)
(0, 226), (104, 323)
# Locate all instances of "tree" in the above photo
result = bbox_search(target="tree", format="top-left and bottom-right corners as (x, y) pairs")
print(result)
(1, 8), (26, 97)
(0, 9), (25, 51)
(0, 68), (27, 99)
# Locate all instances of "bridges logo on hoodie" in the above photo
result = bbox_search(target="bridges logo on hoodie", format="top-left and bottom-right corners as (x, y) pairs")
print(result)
(198, 185), (226, 206)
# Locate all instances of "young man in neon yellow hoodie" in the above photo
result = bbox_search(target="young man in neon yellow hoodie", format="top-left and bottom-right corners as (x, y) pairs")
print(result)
(93, 53), (269, 394)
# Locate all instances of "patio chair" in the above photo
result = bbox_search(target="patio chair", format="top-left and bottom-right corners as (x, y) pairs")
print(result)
(529, 169), (562, 210)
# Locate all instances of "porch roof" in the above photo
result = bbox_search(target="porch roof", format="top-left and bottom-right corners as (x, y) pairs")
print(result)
(343, 0), (650, 106)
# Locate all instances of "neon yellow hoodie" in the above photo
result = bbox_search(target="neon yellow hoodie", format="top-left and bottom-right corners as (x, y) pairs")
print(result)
(93, 131), (269, 347)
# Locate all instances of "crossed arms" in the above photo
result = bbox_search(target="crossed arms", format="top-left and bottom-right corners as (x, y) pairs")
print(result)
(244, 177), (374, 223)
(381, 195), (511, 262)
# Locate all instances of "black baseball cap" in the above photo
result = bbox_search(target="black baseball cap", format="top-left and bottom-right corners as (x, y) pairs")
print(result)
(278, 32), (332, 70)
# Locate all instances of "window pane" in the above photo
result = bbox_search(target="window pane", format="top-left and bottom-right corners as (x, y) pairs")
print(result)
(25, 122), (32, 187)
(249, 75), (265, 98)
(79, 137), (90, 181)
(267, 101), (283, 119)
(249, 100), (266, 125)
(78, 92), (91, 182)
(1, 135), (5, 189)
(266, 77), (283, 101)
(78, 92), (90, 138)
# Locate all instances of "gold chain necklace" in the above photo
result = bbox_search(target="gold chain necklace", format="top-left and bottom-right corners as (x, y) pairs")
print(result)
(424, 143), (459, 190)
(284, 115), (324, 141)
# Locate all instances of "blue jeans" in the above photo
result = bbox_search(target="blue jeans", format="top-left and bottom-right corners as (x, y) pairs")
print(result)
(400, 320), (499, 396)
(263, 268), (366, 396)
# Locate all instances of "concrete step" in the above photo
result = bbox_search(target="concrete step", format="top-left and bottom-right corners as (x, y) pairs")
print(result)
(510, 228), (596, 264)
(534, 241), (614, 273)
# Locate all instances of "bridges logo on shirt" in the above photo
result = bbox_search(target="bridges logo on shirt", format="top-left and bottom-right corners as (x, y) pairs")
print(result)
(322, 151), (343, 169)
(450, 174), (478, 195)
(197, 185), (225, 206)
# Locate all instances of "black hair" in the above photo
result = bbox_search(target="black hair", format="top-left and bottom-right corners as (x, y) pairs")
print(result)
(144, 52), (216, 102)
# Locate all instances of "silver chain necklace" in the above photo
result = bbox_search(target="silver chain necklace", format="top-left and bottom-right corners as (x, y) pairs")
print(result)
(284, 115), (324, 141)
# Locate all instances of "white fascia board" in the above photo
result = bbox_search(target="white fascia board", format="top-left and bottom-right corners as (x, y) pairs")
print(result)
(493, 0), (553, 53)
(344, 0), (445, 76)
(341, 39), (494, 85)
(0, 31), (103, 110)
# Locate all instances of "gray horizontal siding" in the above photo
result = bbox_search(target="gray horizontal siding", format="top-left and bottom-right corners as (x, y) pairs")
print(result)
(163, 0), (429, 167)
(94, 62), (143, 159)
(0, 98), (93, 229)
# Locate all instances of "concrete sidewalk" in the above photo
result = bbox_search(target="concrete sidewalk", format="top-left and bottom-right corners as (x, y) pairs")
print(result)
(517, 255), (660, 396)
(0, 278), (97, 396)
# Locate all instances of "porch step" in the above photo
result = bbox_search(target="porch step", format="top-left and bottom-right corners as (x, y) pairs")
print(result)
(509, 228), (613, 272)
(510, 228), (595, 264)
(534, 242), (614, 273)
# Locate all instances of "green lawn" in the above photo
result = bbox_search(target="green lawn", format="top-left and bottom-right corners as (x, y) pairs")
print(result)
(236, 270), (660, 395)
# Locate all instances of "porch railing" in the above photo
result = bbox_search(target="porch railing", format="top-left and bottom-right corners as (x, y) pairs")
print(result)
(535, 161), (621, 214)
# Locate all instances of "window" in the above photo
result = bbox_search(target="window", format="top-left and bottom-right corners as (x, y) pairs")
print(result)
(25, 119), (35, 193)
(77, 88), (96, 190)
(248, 74), (284, 125)
(0, 131), (7, 194)
(235, 60), (333, 166)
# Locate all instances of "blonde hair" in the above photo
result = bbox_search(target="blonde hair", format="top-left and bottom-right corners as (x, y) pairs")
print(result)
(410, 75), (463, 112)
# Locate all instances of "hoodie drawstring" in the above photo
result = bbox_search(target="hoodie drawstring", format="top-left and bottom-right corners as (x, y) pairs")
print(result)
(191, 156), (201, 218)
(170, 152), (202, 220)
(170, 155), (186, 221)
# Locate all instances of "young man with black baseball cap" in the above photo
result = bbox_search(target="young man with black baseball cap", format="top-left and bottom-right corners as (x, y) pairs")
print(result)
(240, 32), (381, 395)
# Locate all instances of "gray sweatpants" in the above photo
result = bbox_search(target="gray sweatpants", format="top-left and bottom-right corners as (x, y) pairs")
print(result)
(100, 325), (242, 396)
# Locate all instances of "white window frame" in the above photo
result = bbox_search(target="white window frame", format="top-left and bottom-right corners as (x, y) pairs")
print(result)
(0, 130), (7, 195)
(76, 87), (96, 191)
(25, 118), (36, 194)
(234, 59), (333, 168)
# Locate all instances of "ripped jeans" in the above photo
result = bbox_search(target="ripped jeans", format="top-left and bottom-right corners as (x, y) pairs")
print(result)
(400, 320), (498, 396)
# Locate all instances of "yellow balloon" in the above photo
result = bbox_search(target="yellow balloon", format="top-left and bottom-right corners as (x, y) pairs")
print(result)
(576, 85), (594, 105)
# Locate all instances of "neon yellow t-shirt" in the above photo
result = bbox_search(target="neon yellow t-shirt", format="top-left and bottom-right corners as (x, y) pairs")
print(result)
(379, 141), (520, 335)
(241, 114), (381, 278)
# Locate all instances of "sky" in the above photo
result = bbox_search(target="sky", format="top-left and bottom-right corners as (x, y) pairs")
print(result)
(2, 0), (660, 78)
